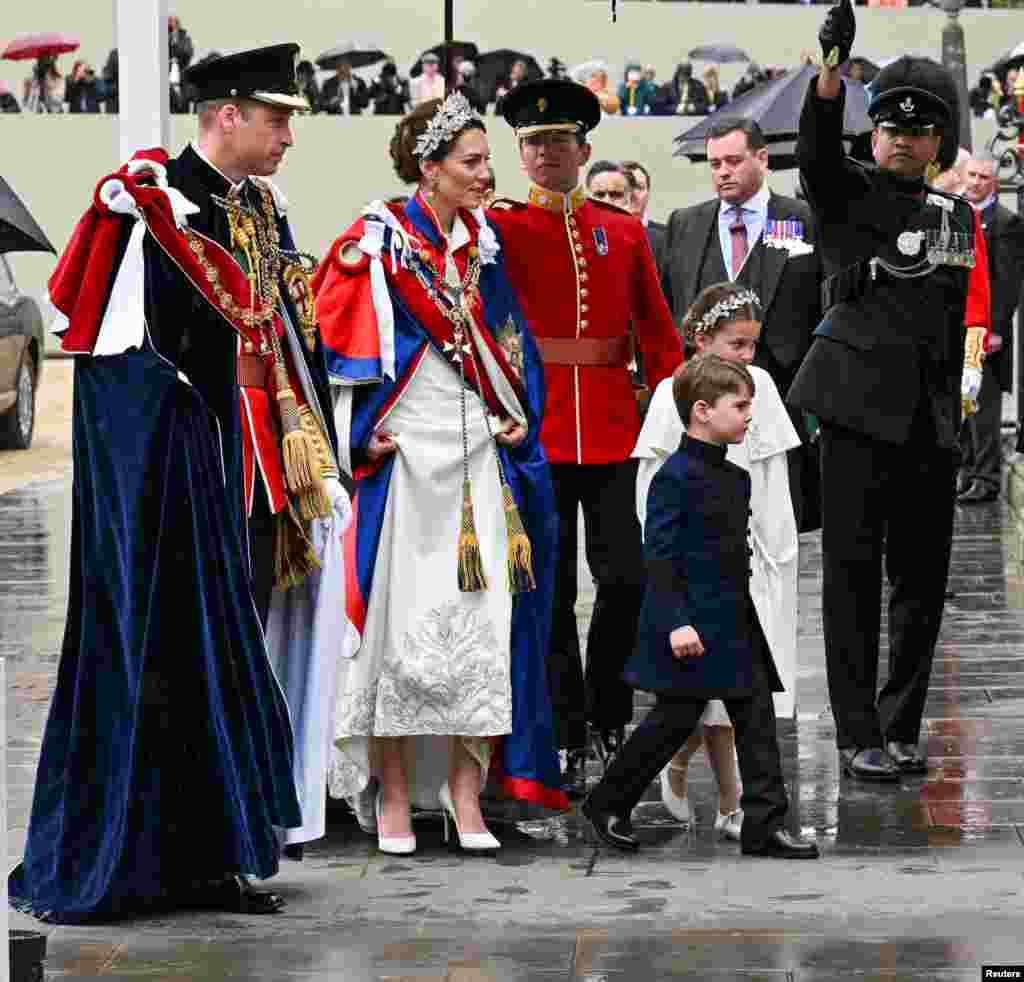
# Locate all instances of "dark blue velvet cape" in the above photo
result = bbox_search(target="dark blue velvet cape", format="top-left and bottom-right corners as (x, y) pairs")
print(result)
(9, 178), (302, 923)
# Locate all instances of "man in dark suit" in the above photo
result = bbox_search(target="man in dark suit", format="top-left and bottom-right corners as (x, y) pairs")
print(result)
(624, 160), (666, 262)
(658, 117), (822, 527)
(958, 151), (1024, 504)
(320, 60), (369, 115)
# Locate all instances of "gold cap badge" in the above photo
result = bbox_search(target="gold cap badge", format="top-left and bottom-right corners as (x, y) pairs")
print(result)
(537, 97), (548, 113)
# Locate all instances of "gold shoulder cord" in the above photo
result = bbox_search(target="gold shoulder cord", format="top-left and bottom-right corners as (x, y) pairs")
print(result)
(220, 187), (333, 588)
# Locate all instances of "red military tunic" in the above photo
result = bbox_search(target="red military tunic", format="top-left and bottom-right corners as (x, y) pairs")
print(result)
(489, 183), (682, 464)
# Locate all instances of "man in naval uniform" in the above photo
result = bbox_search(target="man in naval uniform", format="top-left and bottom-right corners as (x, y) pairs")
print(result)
(488, 79), (682, 789)
(789, 0), (991, 781)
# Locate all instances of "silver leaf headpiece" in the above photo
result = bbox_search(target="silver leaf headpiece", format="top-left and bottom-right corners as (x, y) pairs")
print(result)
(413, 92), (482, 159)
(694, 289), (761, 336)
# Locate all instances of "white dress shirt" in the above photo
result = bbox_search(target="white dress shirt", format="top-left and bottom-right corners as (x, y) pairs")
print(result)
(717, 184), (770, 280)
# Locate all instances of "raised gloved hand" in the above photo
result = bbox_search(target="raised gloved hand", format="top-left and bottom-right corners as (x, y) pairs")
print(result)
(962, 325), (986, 416)
(819, 0), (856, 70)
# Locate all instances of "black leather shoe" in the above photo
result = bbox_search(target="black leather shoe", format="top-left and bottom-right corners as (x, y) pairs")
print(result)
(886, 740), (927, 774)
(580, 796), (638, 851)
(957, 481), (998, 505)
(742, 829), (820, 859)
(191, 875), (285, 914)
(839, 747), (900, 781)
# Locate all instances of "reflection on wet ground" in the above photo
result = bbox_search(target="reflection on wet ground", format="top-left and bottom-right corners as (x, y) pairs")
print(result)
(4, 476), (1024, 979)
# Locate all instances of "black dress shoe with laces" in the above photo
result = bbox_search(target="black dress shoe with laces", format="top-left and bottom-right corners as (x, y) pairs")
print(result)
(580, 796), (638, 851)
(742, 829), (820, 859)
(885, 740), (927, 774)
(839, 747), (900, 781)
(190, 875), (285, 914)
(957, 481), (998, 505)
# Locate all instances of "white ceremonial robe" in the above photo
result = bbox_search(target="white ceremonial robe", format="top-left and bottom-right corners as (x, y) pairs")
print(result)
(633, 365), (802, 719)
(266, 479), (358, 845)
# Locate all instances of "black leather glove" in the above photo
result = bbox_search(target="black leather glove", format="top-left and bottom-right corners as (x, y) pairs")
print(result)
(819, 0), (856, 70)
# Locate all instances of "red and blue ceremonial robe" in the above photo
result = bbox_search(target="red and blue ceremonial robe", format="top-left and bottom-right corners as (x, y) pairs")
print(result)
(312, 191), (568, 812)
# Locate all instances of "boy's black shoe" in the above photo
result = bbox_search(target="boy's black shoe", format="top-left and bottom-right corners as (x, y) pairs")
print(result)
(580, 796), (638, 851)
(742, 829), (819, 859)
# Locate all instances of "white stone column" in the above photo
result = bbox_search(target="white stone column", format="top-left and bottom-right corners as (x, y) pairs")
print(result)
(116, 0), (170, 164)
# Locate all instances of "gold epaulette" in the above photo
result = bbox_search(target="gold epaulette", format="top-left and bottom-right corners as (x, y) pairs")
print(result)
(488, 196), (527, 211)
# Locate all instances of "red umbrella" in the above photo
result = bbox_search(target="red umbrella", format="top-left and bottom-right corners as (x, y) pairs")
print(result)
(2, 32), (80, 61)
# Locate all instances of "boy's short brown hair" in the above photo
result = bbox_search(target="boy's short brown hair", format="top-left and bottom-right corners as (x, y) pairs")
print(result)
(672, 353), (755, 425)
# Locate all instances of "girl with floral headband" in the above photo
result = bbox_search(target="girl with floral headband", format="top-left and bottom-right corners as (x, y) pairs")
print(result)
(312, 93), (567, 856)
(632, 281), (802, 841)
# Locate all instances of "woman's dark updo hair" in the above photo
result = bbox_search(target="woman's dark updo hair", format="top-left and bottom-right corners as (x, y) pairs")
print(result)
(390, 98), (487, 185)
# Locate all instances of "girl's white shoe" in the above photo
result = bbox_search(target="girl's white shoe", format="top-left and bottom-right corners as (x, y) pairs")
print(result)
(714, 808), (744, 841)
(659, 765), (692, 825)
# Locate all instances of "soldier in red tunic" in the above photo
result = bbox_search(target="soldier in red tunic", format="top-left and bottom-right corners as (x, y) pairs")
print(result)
(488, 79), (682, 787)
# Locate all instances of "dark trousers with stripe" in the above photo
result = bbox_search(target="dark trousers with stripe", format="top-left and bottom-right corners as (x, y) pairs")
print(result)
(548, 460), (645, 750)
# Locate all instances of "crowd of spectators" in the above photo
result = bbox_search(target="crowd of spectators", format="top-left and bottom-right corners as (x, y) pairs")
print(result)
(3, 11), (1020, 120)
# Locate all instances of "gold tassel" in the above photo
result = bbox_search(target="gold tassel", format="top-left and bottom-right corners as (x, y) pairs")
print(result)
(277, 387), (331, 521)
(457, 479), (488, 592)
(501, 481), (535, 594)
(274, 501), (321, 590)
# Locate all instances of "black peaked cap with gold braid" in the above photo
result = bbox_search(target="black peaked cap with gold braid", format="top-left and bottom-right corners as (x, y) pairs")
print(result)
(185, 43), (310, 112)
(500, 78), (602, 139)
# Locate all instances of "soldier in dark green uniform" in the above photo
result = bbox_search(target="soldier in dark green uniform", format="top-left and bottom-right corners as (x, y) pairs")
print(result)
(789, 0), (991, 781)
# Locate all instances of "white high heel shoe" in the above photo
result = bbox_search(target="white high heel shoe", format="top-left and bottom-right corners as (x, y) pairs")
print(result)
(376, 788), (416, 855)
(659, 765), (692, 825)
(714, 807), (743, 842)
(439, 782), (500, 852)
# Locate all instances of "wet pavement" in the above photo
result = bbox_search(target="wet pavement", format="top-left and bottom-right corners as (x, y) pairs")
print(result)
(4, 468), (1024, 979)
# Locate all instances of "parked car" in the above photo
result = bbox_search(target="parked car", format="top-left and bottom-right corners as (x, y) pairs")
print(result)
(0, 255), (44, 449)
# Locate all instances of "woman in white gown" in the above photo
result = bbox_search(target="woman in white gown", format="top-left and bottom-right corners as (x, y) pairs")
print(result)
(633, 282), (801, 839)
(312, 94), (567, 855)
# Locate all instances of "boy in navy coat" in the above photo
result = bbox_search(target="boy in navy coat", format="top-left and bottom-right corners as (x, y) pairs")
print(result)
(582, 354), (818, 859)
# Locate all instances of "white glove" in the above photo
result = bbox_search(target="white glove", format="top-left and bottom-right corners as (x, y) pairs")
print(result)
(962, 365), (983, 416)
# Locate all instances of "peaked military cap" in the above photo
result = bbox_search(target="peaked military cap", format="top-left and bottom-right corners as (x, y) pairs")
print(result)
(501, 78), (602, 138)
(867, 56), (960, 168)
(185, 43), (310, 111)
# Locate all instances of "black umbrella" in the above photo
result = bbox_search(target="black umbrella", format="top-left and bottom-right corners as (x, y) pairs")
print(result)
(674, 62), (872, 170)
(411, 40), (479, 79)
(476, 49), (543, 103)
(0, 175), (54, 255)
(315, 43), (389, 71)
(688, 44), (750, 65)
